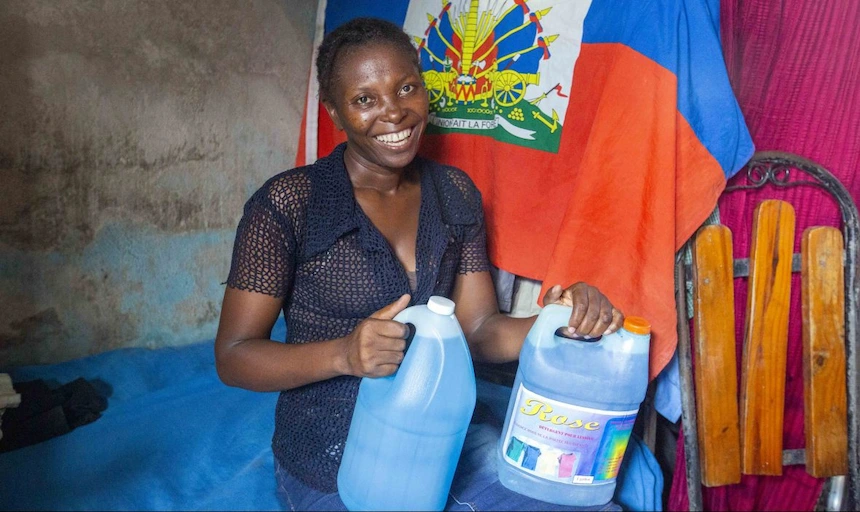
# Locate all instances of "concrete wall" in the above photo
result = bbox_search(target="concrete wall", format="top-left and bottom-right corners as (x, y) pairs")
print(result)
(0, 0), (317, 365)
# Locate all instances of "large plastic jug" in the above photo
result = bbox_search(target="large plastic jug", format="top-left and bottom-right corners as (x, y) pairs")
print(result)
(337, 296), (477, 511)
(497, 304), (651, 506)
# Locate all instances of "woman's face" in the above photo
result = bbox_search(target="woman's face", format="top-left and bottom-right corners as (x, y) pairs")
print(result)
(323, 42), (429, 173)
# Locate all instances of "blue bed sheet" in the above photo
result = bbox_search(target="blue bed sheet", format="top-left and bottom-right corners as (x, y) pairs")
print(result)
(0, 319), (661, 511)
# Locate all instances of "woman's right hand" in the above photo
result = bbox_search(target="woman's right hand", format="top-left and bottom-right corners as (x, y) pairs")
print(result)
(341, 294), (412, 378)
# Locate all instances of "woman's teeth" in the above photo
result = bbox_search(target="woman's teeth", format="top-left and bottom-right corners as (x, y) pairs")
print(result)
(375, 128), (412, 145)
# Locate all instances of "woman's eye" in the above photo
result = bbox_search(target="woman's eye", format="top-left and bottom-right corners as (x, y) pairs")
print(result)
(400, 84), (414, 94)
(356, 96), (370, 104)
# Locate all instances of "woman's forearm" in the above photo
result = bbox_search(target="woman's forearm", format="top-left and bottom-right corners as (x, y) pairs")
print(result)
(215, 336), (350, 392)
(465, 312), (537, 364)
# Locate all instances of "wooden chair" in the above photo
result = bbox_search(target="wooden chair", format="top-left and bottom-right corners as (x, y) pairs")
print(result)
(676, 152), (860, 511)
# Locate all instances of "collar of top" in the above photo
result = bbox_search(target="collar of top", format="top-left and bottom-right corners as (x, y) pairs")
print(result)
(302, 142), (478, 262)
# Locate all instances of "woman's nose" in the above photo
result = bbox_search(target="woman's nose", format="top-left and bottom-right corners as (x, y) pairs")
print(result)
(380, 96), (407, 123)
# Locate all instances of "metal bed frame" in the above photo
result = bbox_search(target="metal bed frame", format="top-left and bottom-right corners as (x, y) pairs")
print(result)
(676, 151), (859, 511)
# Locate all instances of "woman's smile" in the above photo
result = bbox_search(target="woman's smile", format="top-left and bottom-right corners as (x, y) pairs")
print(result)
(322, 42), (429, 175)
(374, 127), (414, 147)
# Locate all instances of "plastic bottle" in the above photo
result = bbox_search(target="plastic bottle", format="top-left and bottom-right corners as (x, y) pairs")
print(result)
(337, 296), (477, 511)
(497, 304), (651, 506)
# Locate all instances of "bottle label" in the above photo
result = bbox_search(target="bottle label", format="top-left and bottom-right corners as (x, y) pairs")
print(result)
(501, 383), (638, 484)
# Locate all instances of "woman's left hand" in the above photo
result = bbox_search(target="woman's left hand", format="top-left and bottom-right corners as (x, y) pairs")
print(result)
(543, 282), (624, 338)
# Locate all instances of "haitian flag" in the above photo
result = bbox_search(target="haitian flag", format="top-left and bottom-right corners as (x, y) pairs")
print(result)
(296, 0), (754, 379)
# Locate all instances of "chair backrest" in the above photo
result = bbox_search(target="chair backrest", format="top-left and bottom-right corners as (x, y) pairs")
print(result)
(676, 152), (860, 511)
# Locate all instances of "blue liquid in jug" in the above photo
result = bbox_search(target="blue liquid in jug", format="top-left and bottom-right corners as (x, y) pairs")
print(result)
(497, 306), (650, 507)
(338, 297), (476, 511)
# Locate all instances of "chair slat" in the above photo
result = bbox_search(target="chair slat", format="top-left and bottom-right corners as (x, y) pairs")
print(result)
(740, 200), (795, 475)
(692, 225), (742, 486)
(802, 226), (849, 478)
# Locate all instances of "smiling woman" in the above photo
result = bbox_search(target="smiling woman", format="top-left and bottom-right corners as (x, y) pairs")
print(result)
(320, 37), (429, 274)
(213, 16), (624, 511)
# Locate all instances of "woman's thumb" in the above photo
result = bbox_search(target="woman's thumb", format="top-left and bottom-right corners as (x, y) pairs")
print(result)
(370, 294), (411, 320)
(542, 284), (564, 306)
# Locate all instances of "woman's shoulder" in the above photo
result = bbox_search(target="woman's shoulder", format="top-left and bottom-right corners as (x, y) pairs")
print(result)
(421, 158), (482, 199)
(419, 158), (484, 223)
(422, 159), (477, 188)
(251, 165), (315, 212)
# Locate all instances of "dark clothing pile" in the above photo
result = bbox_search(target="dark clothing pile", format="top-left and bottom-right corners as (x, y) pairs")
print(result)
(0, 378), (107, 452)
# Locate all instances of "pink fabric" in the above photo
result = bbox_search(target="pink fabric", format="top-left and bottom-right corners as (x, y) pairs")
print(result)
(669, 1), (860, 510)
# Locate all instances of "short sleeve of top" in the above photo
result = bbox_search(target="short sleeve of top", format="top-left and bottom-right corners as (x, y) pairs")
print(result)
(226, 170), (310, 298)
(434, 163), (490, 275)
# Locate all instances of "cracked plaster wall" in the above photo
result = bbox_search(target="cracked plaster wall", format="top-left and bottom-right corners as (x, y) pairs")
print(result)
(0, 0), (316, 364)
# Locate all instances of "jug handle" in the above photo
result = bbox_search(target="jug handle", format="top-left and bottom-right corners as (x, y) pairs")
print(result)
(537, 303), (605, 342)
(535, 303), (578, 343)
(392, 307), (421, 365)
(403, 322), (416, 355)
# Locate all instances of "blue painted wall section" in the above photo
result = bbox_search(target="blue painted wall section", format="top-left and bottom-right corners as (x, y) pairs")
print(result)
(0, 225), (235, 365)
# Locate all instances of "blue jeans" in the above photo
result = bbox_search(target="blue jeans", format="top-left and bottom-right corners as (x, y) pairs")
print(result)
(274, 421), (621, 511)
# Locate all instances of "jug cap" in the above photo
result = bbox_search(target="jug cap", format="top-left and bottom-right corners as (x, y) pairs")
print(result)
(428, 296), (455, 316)
(623, 316), (651, 335)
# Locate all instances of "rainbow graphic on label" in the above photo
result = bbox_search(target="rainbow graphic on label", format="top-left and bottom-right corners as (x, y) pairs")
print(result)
(591, 416), (636, 481)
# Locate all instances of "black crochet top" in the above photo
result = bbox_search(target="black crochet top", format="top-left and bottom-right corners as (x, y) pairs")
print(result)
(226, 143), (490, 492)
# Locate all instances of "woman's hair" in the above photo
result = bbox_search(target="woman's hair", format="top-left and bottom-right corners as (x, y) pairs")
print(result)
(316, 17), (422, 102)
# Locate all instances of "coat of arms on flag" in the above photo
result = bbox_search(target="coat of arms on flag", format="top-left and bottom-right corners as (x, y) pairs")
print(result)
(403, 0), (591, 153)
